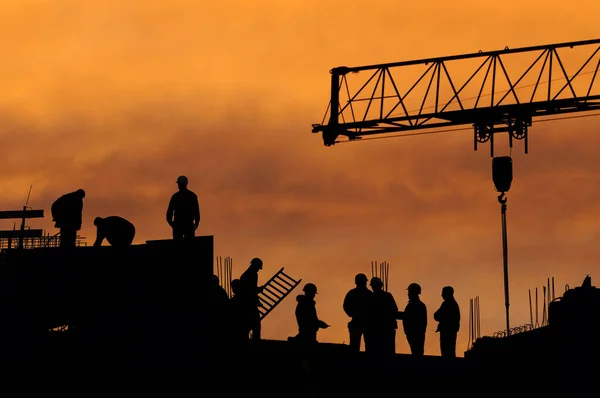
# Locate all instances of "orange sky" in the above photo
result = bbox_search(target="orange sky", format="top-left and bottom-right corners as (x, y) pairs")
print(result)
(1, 1), (599, 356)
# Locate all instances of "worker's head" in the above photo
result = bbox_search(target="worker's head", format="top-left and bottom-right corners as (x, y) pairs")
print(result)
(442, 286), (454, 299)
(250, 257), (263, 270)
(407, 282), (421, 296)
(210, 274), (220, 285)
(370, 277), (383, 291)
(355, 273), (368, 287)
(176, 175), (188, 189)
(303, 282), (318, 297)
(231, 279), (241, 295)
(76, 189), (86, 198)
(93, 217), (103, 227)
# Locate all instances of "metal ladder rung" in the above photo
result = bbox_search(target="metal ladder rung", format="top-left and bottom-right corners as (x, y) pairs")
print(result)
(262, 287), (284, 302)
(258, 267), (302, 320)
(260, 268), (285, 289)
(274, 278), (294, 291)
(278, 272), (297, 284)
(267, 281), (287, 296)
(272, 279), (292, 293)
(259, 292), (278, 306)
(279, 271), (299, 285)
(259, 300), (275, 312)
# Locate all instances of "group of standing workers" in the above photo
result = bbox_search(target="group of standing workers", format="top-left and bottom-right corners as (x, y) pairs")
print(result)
(343, 273), (461, 358)
(50, 175), (200, 248)
(209, 261), (459, 359)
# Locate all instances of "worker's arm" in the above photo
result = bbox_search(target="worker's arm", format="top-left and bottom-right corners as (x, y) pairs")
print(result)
(391, 295), (399, 314)
(342, 291), (354, 318)
(193, 197), (200, 229)
(433, 303), (444, 322)
(75, 200), (83, 230)
(166, 196), (174, 226)
(93, 228), (104, 247)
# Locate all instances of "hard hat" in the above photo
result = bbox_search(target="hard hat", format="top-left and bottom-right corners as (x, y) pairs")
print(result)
(176, 175), (188, 184)
(355, 273), (368, 283)
(370, 277), (383, 287)
(303, 283), (318, 294)
(250, 258), (263, 268)
(442, 286), (454, 295)
(407, 283), (421, 294)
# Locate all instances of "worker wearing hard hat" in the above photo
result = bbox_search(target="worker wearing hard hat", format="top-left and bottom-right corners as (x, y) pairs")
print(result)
(397, 282), (428, 356)
(433, 286), (460, 358)
(291, 282), (329, 344)
(366, 276), (400, 355)
(166, 175), (200, 240)
(343, 273), (373, 352)
(239, 257), (265, 340)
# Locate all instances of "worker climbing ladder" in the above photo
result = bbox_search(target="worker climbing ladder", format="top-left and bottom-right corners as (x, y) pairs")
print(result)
(258, 267), (302, 320)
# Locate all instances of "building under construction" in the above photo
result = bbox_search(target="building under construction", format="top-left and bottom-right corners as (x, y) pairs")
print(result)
(0, 228), (598, 394)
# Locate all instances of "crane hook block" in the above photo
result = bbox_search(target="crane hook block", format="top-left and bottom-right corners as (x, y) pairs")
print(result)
(492, 156), (513, 193)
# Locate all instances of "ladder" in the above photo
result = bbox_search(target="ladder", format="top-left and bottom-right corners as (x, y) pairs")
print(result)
(258, 267), (302, 320)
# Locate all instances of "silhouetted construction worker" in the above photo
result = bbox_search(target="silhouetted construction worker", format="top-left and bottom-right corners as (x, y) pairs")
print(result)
(208, 274), (229, 307)
(228, 279), (249, 347)
(166, 175), (200, 240)
(292, 283), (329, 344)
(93, 216), (135, 248)
(239, 257), (264, 340)
(206, 275), (230, 344)
(433, 286), (460, 358)
(51, 189), (85, 248)
(365, 277), (400, 355)
(343, 273), (373, 351)
(397, 283), (427, 356)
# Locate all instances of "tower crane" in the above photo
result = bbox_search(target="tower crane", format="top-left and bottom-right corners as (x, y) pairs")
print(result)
(310, 38), (600, 338)
(311, 38), (600, 156)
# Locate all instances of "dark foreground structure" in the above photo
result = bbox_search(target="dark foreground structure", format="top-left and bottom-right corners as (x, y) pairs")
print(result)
(1, 236), (597, 395)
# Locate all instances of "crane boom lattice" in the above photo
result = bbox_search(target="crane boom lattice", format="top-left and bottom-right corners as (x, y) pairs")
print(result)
(311, 38), (600, 156)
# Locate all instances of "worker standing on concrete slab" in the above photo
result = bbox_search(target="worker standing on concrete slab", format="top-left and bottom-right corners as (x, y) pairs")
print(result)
(397, 283), (428, 356)
(343, 273), (373, 352)
(166, 175), (200, 240)
(239, 257), (264, 340)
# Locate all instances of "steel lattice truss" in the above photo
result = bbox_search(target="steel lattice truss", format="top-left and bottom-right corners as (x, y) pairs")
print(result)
(312, 38), (600, 155)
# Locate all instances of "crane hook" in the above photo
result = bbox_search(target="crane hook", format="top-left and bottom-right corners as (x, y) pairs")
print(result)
(497, 192), (507, 204)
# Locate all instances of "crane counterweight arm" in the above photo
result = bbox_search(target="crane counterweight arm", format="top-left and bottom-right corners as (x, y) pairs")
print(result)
(311, 38), (600, 156)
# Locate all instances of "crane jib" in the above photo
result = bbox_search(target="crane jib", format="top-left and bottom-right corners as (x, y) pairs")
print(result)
(312, 38), (600, 156)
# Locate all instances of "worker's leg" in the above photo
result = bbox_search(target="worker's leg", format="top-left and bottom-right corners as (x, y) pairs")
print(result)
(60, 228), (77, 248)
(183, 225), (195, 240)
(172, 227), (184, 240)
(348, 324), (362, 351)
(250, 309), (261, 340)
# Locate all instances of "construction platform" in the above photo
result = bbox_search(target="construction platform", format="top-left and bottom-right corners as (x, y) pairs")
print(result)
(1, 236), (214, 357)
(0, 236), (596, 395)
